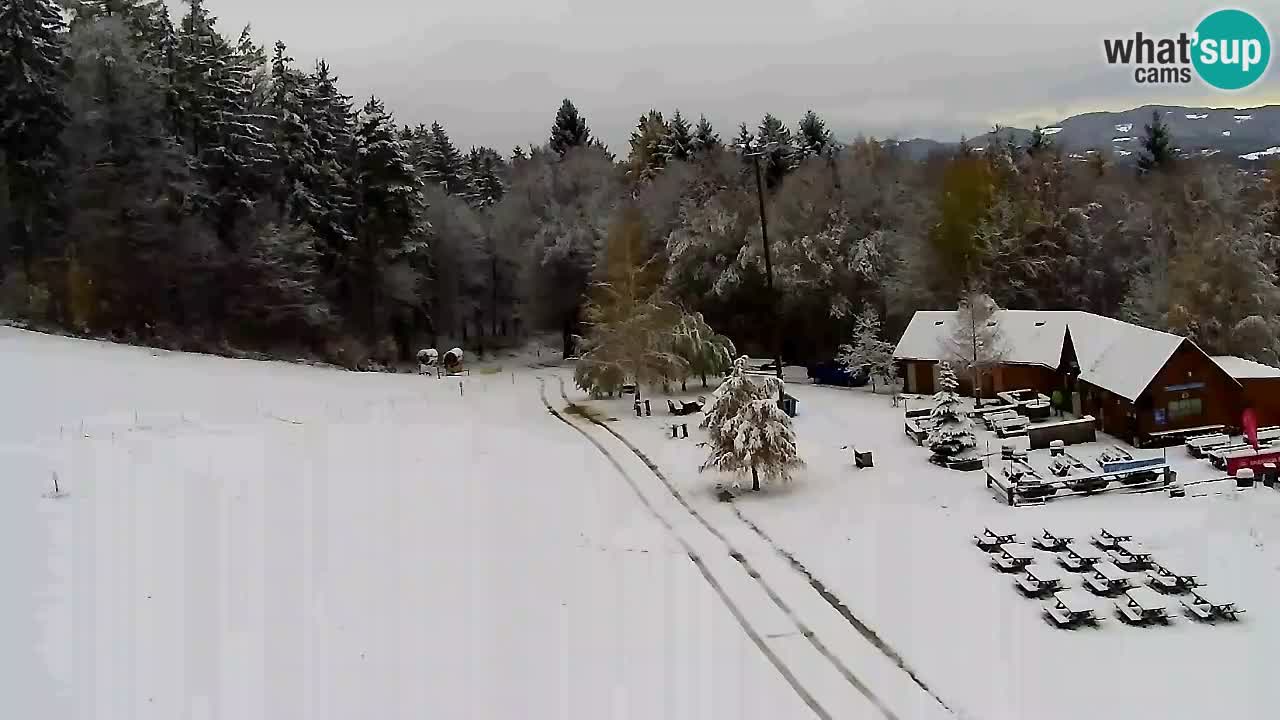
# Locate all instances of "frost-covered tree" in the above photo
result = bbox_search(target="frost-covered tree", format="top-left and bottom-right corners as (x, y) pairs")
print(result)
(795, 110), (833, 160)
(351, 96), (431, 350)
(700, 356), (803, 491)
(549, 98), (591, 156)
(266, 42), (322, 224)
(0, 0), (69, 276)
(755, 113), (799, 189)
(837, 307), (896, 392)
(670, 311), (736, 389)
(944, 289), (1006, 399)
(663, 109), (693, 163)
(462, 146), (506, 208)
(627, 110), (667, 182)
(229, 223), (332, 337)
(691, 114), (721, 156)
(1026, 125), (1053, 156)
(926, 362), (976, 459)
(419, 121), (466, 195)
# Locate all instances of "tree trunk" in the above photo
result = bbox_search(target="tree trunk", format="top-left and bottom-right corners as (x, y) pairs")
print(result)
(751, 464), (760, 492)
(701, 373), (707, 388)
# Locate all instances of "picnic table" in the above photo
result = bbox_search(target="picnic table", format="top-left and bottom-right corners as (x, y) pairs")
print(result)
(1110, 541), (1154, 571)
(1059, 542), (1104, 572)
(983, 410), (1020, 430)
(973, 528), (1017, 552)
(1084, 561), (1133, 596)
(1045, 589), (1102, 628)
(1115, 587), (1171, 625)
(1033, 529), (1074, 552)
(1147, 562), (1199, 593)
(1182, 587), (1246, 622)
(993, 543), (1036, 572)
(1016, 563), (1065, 596)
(1186, 433), (1231, 458)
(1092, 528), (1132, 550)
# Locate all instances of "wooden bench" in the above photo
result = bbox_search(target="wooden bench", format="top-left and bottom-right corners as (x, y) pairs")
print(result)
(1144, 424), (1226, 449)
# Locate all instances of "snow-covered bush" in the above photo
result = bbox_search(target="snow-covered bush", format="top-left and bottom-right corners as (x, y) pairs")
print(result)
(700, 356), (803, 491)
(926, 362), (976, 459)
(670, 311), (736, 389)
(836, 307), (896, 392)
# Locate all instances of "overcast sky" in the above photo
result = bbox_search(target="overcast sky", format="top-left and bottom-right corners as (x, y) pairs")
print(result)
(170, 0), (1279, 152)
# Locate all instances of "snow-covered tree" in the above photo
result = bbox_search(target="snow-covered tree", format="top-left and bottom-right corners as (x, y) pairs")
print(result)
(700, 356), (803, 491)
(1026, 125), (1053, 156)
(837, 307), (896, 392)
(691, 114), (721, 156)
(795, 110), (833, 160)
(663, 109), (693, 163)
(925, 362), (976, 459)
(626, 110), (668, 182)
(755, 113), (799, 189)
(462, 146), (506, 207)
(549, 98), (591, 156)
(351, 96), (431, 349)
(418, 121), (466, 195)
(229, 223), (332, 336)
(944, 289), (1005, 399)
(670, 311), (736, 389)
(0, 0), (69, 275)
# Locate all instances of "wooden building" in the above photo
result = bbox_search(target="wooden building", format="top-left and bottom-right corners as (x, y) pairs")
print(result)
(894, 310), (1280, 447)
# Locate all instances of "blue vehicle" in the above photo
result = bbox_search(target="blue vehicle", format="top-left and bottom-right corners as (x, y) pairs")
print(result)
(807, 360), (870, 387)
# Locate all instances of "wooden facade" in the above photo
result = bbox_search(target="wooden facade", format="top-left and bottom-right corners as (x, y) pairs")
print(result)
(1238, 378), (1280, 427)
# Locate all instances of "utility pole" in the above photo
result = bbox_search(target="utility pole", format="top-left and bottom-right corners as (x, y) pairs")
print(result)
(748, 145), (783, 380)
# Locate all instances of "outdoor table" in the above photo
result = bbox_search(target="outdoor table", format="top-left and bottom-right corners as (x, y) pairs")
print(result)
(994, 543), (1036, 572)
(1110, 542), (1153, 570)
(1017, 563), (1065, 596)
(1188, 588), (1245, 621)
(1059, 542), (1103, 571)
(1092, 529), (1133, 550)
(974, 528), (1017, 551)
(1147, 562), (1198, 593)
(1045, 589), (1101, 627)
(1085, 561), (1132, 595)
(1034, 530), (1074, 552)
(1117, 587), (1170, 624)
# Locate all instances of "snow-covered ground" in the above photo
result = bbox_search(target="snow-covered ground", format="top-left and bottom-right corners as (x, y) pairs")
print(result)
(569, 376), (1280, 720)
(3, 328), (818, 719)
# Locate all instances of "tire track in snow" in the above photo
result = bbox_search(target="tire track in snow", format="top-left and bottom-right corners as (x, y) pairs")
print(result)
(545, 377), (906, 720)
(534, 377), (833, 720)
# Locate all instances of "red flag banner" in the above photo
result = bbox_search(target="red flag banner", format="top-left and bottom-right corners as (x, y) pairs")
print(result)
(1243, 408), (1259, 450)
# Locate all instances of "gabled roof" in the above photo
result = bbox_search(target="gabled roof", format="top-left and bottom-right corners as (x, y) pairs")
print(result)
(893, 309), (1208, 402)
(1211, 355), (1280, 380)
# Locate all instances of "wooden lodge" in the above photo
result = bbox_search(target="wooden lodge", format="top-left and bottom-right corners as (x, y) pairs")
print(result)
(893, 310), (1280, 447)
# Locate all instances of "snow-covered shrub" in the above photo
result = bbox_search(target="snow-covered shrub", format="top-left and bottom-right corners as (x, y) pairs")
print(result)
(700, 356), (803, 491)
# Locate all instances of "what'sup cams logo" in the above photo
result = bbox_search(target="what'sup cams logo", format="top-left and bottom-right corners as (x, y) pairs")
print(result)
(1104, 9), (1270, 89)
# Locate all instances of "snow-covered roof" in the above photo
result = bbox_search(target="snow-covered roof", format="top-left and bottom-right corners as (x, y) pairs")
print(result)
(1211, 356), (1280, 380)
(894, 310), (1202, 402)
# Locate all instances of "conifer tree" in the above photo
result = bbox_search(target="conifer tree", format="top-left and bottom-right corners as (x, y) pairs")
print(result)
(664, 109), (693, 163)
(267, 41), (321, 223)
(422, 121), (466, 194)
(0, 0), (70, 276)
(351, 96), (431, 347)
(837, 307), (896, 392)
(307, 59), (357, 282)
(700, 356), (802, 491)
(756, 113), (798, 189)
(1137, 110), (1174, 175)
(462, 146), (505, 207)
(549, 98), (591, 156)
(691, 115), (721, 155)
(925, 362), (976, 459)
(795, 110), (833, 159)
(627, 110), (667, 182)
(1026, 125), (1053, 157)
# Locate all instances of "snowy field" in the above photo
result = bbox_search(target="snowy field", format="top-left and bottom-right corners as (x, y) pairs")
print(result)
(568, 375), (1280, 720)
(3, 327), (817, 720)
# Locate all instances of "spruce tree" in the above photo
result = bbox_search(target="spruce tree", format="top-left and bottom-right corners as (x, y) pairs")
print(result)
(796, 110), (833, 159)
(422, 121), (465, 194)
(307, 59), (357, 286)
(462, 146), (506, 207)
(925, 362), (976, 459)
(267, 41), (321, 223)
(0, 0), (70, 276)
(756, 113), (798, 189)
(351, 96), (431, 347)
(549, 98), (591, 156)
(1137, 110), (1174, 175)
(1026, 125), (1052, 157)
(664, 109), (693, 163)
(626, 110), (667, 182)
(691, 115), (721, 155)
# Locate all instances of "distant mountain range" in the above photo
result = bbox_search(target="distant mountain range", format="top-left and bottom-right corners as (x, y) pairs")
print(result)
(881, 104), (1280, 166)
